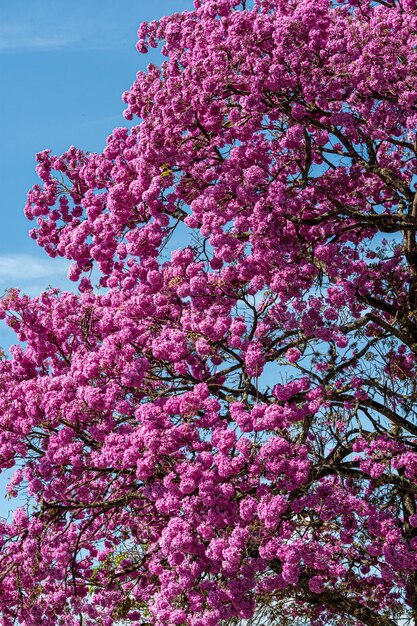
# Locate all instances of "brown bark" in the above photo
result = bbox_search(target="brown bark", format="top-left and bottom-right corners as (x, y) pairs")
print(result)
(268, 563), (398, 626)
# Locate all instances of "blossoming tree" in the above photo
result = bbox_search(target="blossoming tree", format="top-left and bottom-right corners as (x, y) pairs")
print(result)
(0, 0), (417, 624)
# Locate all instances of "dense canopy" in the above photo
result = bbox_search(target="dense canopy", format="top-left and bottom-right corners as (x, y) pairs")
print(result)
(1, 0), (417, 624)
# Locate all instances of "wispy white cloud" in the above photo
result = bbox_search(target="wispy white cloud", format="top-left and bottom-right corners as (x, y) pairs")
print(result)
(0, 13), (79, 52)
(0, 33), (74, 51)
(0, 253), (103, 299)
(0, 0), (138, 53)
(0, 254), (68, 283)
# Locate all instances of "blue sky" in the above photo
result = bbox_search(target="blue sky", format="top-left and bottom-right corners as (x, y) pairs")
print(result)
(0, 0), (193, 301)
